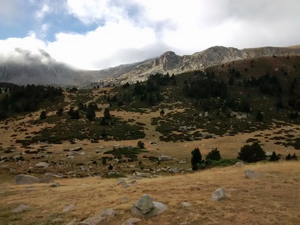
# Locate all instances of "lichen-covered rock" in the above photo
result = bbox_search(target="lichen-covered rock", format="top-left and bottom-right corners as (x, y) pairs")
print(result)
(212, 188), (226, 201)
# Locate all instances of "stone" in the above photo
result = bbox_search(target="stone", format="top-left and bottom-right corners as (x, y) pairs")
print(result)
(49, 182), (60, 187)
(78, 216), (106, 225)
(212, 188), (226, 201)
(235, 162), (245, 167)
(179, 160), (187, 164)
(98, 208), (117, 217)
(121, 218), (141, 225)
(152, 201), (168, 214)
(180, 202), (191, 207)
(15, 174), (41, 185)
(131, 195), (167, 218)
(11, 204), (30, 213)
(135, 172), (151, 178)
(124, 184), (132, 188)
(169, 167), (181, 173)
(69, 147), (82, 151)
(35, 162), (49, 168)
(245, 170), (262, 179)
(40, 173), (55, 183)
(62, 204), (76, 212)
(133, 194), (154, 214)
(158, 155), (172, 161)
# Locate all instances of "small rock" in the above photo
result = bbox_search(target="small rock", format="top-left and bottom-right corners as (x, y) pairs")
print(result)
(49, 182), (60, 187)
(245, 170), (262, 179)
(78, 216), (106, 225)
(235, 162), (245, 167)
(15, 174), (41, 185)
(158, 155), (172, 161)
(179, 160), (187, 164)
(181, 202), (191, 207)
(69, 147), (82, 151)
(135, 172), (150, 178)
(124, 184), (132, 188)
(11, 205), (30, 213)
(152, 201), (168, 214)
(62, 204), (76, 213)
(35, 162), (49, 168)
(212, 188), (226, 201)
(121, 218), (141, 225)
(98, 208), (117, 217)
(169, 167), (181, 173)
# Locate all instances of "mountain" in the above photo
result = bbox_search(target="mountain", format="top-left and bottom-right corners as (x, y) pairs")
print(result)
(0, 46), (300, 86)
(97, 46), (300, 85)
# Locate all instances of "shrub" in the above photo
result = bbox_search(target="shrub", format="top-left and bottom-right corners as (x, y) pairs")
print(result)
(237, 142), (266, 163)
(108, 164), (113, 170)
(206, 148), (222, 161)
(191, 147), (203, 170)
(40, 111), (47, 120)
(102, 158), (107, 165)
(137, 140), (145, 149)
(269, 151), (280, 161)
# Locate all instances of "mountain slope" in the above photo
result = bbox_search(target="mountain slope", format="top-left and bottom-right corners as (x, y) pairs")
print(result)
(104, 46), (300, 85)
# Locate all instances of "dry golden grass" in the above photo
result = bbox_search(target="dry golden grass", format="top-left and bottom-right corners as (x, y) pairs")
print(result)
(1, 161), (300, 225)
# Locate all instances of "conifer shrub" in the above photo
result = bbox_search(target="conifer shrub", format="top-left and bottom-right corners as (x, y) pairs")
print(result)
(205, 148), (222, 161)
(237, 142), (266, 163)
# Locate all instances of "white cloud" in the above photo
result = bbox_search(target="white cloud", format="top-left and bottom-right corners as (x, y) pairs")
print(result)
(35, 3), (51, 19)
(0, 0), (300, 70)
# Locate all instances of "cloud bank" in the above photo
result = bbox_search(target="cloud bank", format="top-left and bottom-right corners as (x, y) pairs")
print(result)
(0, 0), (299, 70)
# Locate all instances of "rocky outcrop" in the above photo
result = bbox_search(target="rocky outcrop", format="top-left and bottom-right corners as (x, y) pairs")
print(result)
(15, 174), (41, 185)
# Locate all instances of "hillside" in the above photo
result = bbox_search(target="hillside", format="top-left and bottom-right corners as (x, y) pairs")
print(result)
(0, 55), (300, 224)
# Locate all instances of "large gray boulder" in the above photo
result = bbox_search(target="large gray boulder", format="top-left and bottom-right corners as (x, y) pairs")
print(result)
(212, 188), (226, 201)
(15, 174), (41, 185)
(131, 194), (167, 218)
(245, 170), (262, 179)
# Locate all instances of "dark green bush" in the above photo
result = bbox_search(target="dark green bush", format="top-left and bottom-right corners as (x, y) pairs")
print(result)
(205, 148), (222, 161)
(237, 142), (266, 163)
(191, 147), (203, 170)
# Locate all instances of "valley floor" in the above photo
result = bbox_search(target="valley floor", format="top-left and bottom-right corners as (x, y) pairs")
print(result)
(1, 161), (300, 225)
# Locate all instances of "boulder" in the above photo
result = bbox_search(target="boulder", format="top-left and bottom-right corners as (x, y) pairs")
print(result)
(11, 204), (30, 213)
(15, 174), (41, 185)
(212, 188), (226, 201)
(245, 170), (262, 179)
(131, 194), (167, 218)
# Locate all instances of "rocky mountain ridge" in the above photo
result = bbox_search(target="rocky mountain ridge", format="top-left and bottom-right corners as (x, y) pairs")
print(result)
(100, 46), (300, 85)
(0, 46), (299, 86)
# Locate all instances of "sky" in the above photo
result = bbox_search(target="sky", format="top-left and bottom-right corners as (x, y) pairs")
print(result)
(0, 0), (300, 70)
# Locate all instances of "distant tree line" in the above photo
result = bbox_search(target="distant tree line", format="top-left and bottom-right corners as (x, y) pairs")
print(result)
(0, 84), (63, 120)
